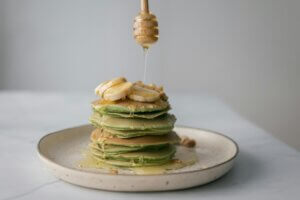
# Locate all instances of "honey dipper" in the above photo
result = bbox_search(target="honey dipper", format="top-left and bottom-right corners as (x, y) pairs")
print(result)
(133, 0), (159, 49)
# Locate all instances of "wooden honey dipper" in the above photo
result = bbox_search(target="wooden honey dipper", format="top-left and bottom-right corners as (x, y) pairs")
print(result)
(133, 0), (159, 49)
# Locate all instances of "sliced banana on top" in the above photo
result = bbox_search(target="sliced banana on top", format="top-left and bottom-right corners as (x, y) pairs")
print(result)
(128, 85), (160, 102)
(134, 81), (168, 101)
(95, 77), (127, 97)
(94, 81), (109, 96)
(103, 82), (133, 101)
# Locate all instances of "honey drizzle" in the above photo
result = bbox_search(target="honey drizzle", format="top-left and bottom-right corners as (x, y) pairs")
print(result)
(143, 47), (149, 83)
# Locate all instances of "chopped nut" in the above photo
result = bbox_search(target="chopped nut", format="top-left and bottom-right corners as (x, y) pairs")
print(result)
(135, 81), (143, 85)
(160, 92), (168, 101)
(110, 169), (118, 175)
(173, 159), (183, 164)
(180, 136), (196, 148)
(148, 83), (156, 89)
(157, 86), (163, 91)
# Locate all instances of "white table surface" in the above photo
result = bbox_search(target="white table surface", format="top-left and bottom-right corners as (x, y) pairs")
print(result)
(0, 91), (299, 200)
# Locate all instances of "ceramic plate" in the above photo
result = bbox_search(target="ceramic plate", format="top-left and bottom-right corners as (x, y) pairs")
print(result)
(37, 125), (238, 191)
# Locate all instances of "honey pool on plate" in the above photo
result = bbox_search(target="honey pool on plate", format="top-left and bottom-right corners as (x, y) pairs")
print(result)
(79, 145), (197, 175)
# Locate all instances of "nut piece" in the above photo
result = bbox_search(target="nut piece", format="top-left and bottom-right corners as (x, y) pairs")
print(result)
(110, 169), (118, 175)
(180, 136), (196, 148)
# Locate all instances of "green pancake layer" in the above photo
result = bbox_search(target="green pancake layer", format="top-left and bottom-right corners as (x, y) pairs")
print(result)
(90, 129), (180, 149)
(90, 144), (176, 167)
(101, 127), (172, 138)
(97, 108), (170, 119)
(89, 143), (167, 154)
(90, 112), (175, 130)
(92, 99), (170, 113)
(93, 156), (172, 167)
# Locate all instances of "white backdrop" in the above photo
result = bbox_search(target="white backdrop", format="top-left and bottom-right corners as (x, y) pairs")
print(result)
(0, 0), (299, 149)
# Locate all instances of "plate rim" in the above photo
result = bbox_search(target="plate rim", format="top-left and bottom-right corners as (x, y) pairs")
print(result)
(37, 124), (239, 177)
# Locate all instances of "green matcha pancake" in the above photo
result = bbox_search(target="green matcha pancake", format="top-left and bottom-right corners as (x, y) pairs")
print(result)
(90, 145), (176, 167)
(100, 127), (173, 138)
(97, 108), (170, 119)
(90, 128), (180, 147)
(90, 112), (176, 131)
(92, 99), (170, 113)
(89, 143), (166, 154)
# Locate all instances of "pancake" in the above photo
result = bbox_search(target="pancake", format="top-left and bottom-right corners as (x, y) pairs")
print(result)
(92, 98), (170, 113)
(101, 127), (172, 138)
(97, 108), (170, 119)
(89, 143), (167, 154)
(93, 156), (172, 167)
(90, 128), (180, 147)
(90, 112), (176, 131)
(90, 145), (176, 167)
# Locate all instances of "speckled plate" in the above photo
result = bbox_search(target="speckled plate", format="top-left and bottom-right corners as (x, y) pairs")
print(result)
(37, 125), (238, 191)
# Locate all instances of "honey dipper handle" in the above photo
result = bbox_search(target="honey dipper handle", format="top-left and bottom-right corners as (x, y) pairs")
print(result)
(141, 0), (149, 12)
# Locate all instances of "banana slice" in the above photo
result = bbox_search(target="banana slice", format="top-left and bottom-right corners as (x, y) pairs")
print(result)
(134, 81), (168, 101)
(103, 82), (133, 101)
(94, 81), (108, 96)
(95, 77), (127, 97)
(128, 85), (160, 102)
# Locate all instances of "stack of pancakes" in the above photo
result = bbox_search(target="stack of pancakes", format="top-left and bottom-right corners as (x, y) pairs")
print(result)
(88, 78), (179, 167)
